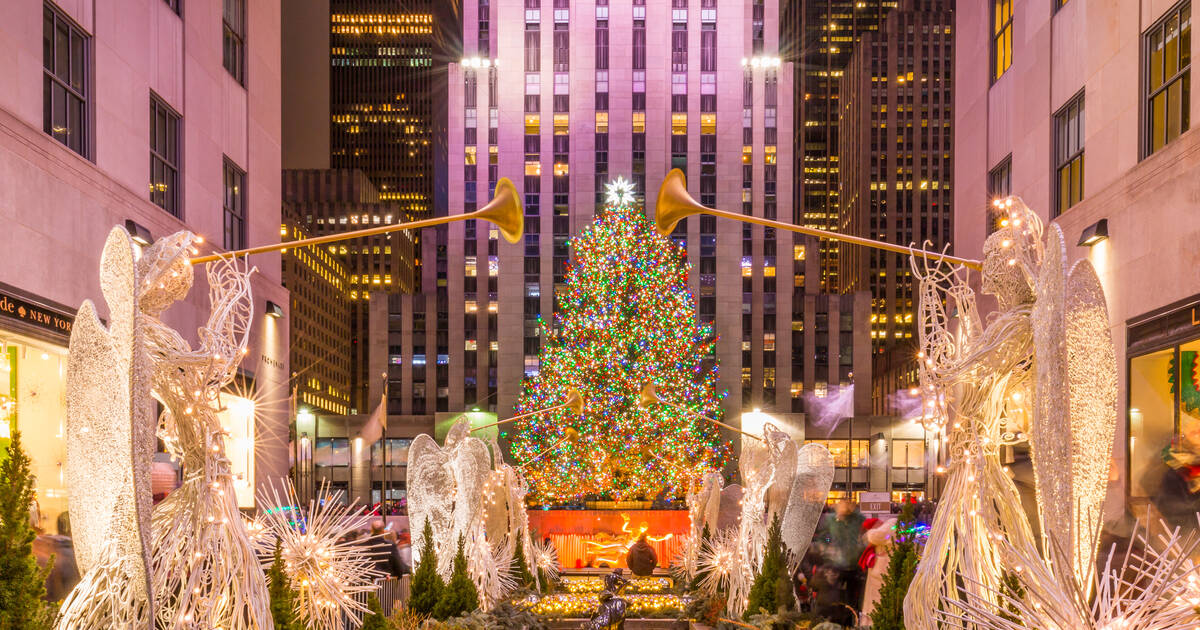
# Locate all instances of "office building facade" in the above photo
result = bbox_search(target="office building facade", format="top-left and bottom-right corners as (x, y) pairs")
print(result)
(0, 0), (291, 519)
(781, 0), (896, 291)
(839, 0), (954, 349)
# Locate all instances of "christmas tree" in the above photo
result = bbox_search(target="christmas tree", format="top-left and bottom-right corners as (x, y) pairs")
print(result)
(266, 537), (298, 630)
(433, 536), (479, 619)
(510, 177), (729, 502)
(0, 431), (55, 630)
(511, 530), (536, 590)
(360, 593), (387, 630)
(744, 514), (796, 620)
(869, 502), (920, 630)
(407, 519), (445, 617)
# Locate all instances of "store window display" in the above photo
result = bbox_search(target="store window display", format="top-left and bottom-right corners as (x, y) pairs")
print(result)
(1, 333), (69, 534)
(1129, 338), (1200, 532)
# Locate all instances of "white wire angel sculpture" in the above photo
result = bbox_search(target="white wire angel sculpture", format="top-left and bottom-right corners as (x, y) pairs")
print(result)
(902, 202), (1045, 628)
(143, 237), (273, 629)
(903, 197), (1118, 628)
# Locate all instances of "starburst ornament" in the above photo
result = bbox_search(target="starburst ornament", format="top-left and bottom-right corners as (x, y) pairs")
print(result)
(604, 176), (637, 205)
(252, 480), (383, 630)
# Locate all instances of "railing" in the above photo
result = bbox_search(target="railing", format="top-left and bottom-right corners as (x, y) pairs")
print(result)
(341, 575), (410, 629)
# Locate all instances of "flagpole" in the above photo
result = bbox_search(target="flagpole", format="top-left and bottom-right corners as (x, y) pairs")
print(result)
(381, 372), (390, 517)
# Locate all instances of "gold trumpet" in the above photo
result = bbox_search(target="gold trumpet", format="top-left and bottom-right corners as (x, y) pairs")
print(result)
(469, 387), (586, 433)
(654, 168), (982, 271)
(191, 177), (524, 265)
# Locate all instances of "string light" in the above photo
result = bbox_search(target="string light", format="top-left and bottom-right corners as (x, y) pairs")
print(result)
(509, 190), (729, 502)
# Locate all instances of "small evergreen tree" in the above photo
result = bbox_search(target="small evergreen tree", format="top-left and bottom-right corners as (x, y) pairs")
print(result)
(998, 570), (1026, 625)
(407, 519), (444, 617)
(266, 537), (298, 630)
(511, 531), (536, 590)
(869, 502), (920, 630)
(433, 536), (479, 620)
(744, 514), (796, 620)
(0, 430), (55, 630)
(360, 593), (387, 630)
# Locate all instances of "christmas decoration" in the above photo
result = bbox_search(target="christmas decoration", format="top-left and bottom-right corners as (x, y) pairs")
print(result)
(406, 420), (520, 608)
(1169, 351), (1200, 415)
(905, 197), (1117, 626)
(744, 514), (796, 620)
(59, 228), (273, 630)
(0, 431), (56, 630)
(509, 187), (729, 501)
(433, 536), (480, 620)
(408, 519), (445, 617)
(266, 538), (298, 630)
(944, 518), (1200, 630)
(251, 480), (382, 630)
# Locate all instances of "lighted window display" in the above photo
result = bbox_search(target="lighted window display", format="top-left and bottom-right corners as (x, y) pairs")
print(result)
(805, 439), (870, 468)
(215, 393), (255, 509)
(1129, 338), (1200, 533)
(315, 437), (351, 467)
(0, 333), (69, 534)
(891, 439), (925, 469)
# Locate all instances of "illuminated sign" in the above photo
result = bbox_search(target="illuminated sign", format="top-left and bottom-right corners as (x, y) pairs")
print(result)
(0, 290), (74, 339)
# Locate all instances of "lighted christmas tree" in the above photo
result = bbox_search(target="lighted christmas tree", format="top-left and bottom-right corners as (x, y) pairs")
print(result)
(509, 177), (729, 502)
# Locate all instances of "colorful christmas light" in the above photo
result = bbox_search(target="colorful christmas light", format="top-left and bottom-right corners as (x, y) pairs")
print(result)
(509, 191), (730, 502)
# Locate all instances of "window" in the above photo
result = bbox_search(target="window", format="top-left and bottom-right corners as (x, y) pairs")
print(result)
(992, 0), (1013, 81)
(150, 94), (181, 218)
(1145, 2), (1191, 156)
(892, 439), (925, 469)
(223, 159), (246, 250)
(1054, 93), (1084, 216)
(223, 0), (246, 84)
(986, 155), (1012, 235)
(163, 0), (180, 13)
(43, 5), (90, 157)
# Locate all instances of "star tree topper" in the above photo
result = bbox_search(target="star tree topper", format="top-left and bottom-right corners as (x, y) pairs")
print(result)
(604, 176), (637, 206)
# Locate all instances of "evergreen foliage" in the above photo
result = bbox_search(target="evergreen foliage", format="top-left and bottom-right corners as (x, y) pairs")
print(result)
(433, 536), (479, 620)
(360, 593), (387, 630)
(510, 186), (729, 502)
(998, 570), (1026, 625)
(744, 514), (796, 620)
(510, 531), (536, 590)
(266, 537), (298, 630)
(407, 519), (445, 617)
(0, 430), (55, 630)
(868, 502), (920, 630)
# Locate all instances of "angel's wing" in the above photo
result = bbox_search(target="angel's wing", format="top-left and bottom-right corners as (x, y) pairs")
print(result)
(764, 426), (798, 519)
(1030, 223), (1072, 579)
(1063, 257), (1117, 589)
(406, 433), (453, 566)
(65, 227), (153, 602)
(781, 443), (834, 560)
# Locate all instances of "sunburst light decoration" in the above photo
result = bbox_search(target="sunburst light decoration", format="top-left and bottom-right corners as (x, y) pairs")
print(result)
(695, 527), (742, 597)
(252, 479), (383, 630)
(531, 536), (561, 585)
(945, 518), (1200, 630)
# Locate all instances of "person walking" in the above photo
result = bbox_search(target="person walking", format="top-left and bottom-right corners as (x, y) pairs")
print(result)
(818, 500), (867, 611)
(365, 520), (406, 578)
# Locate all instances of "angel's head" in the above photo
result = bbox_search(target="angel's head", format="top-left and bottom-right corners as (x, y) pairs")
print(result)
(981, 198), (1041, 309)
(136, 231), (196, 315)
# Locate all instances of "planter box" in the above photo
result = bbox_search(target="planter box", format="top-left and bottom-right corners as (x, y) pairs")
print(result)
(546, 619), (690, 630)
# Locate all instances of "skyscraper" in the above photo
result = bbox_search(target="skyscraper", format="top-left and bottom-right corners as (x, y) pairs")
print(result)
(781, 0), (895, 291)
(383, 0), (872, 439)
(282, 0), (458, 412)
(838, 0), (954, 348)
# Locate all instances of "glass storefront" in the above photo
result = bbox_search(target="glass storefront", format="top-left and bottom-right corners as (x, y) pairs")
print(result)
(1, 330), (70, 535)
(1127, 296), (1200, 534)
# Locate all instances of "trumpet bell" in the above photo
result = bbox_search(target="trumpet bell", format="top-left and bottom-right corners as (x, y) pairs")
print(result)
(654, 168), (708, 236)
(565, 387), (586, 416)
(638, 382), (661, 407)
(474, 177), (524, 244)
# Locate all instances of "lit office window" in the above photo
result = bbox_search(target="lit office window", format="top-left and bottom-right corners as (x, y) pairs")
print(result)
(1145, 2), (1192, 156)
(1053, 93), (1084, 216)
(150, 94), (181, 217)
(992, 0), (1013, 81)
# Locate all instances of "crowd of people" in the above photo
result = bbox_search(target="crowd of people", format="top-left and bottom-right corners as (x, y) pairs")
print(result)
(339, 520), (413, 579)
(793, 498), (935, 619)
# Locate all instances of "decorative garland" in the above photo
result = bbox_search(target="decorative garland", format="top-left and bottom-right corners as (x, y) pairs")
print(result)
(1169, 351), (1200, 415)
